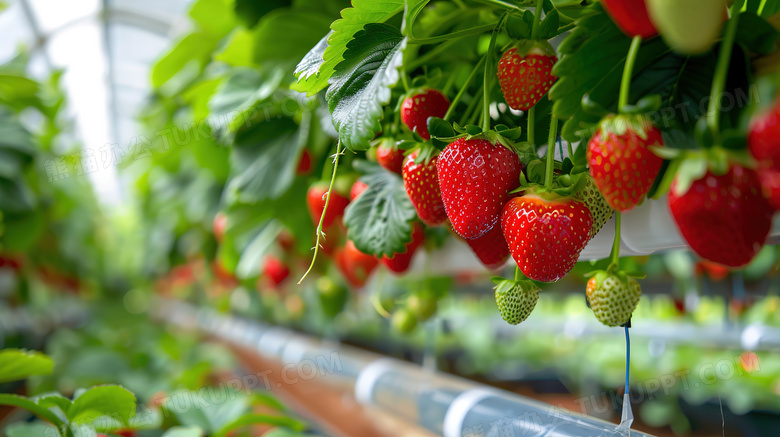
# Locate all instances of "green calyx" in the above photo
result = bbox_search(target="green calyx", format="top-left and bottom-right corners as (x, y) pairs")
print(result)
(596, 113), (657, 142)
(586, 267), (646, 285)
(654, 147), (754, 198)
(509, 39), (556, 58)
(510, 158), (589, 198)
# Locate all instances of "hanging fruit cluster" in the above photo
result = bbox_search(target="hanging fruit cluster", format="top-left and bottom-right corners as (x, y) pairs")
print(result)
(177, 0), (780, 331)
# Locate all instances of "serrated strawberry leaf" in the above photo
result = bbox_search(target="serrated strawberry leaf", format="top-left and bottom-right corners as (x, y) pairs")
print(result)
(293, 31), (332, 83)
(293, 0), (405, 96)
(0, 349), (53, 383)
(344, 161), (416, 256)
(226, 117), (301, 203)
(326, 23), (407, 151)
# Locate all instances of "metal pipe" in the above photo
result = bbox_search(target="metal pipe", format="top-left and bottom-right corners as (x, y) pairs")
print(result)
(156, 300), (655, 437)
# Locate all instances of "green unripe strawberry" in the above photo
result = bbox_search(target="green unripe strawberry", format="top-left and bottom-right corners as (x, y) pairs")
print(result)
(493, 278), (540, 325)
(577, 174), (614, 238)
(392, 307), (418, 333)
(586, 271), (641, 327)
(407, 293), (438, 322)
(316, 277), (349, 318)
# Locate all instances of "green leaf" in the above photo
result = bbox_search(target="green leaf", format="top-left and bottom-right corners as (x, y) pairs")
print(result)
(248, 393), (286, 411)
(759, 0), (780, 17)
(506, 12), (531, 40)
(0, 74), (40, 110)
(735, 12), (779, 54)
(162, 426), (205, 437)
(0, 394), (65, 428)
(343, 161), (416, 256)
(402, 0), (429, 36)
(234, 0), (291, 27)
(294, 0), (405, 96)
(428, 117), (455, 138)
(253, 10), (333, 66)
(226, 117), (301, 203)
(6, 422), (59, 437)
(0, 349), (54, 383)
(536, 9), (560, 40)
(327, 23), (407, 151)
(262, 430), (311, 437)
(208, 67), (284, 121)
(68, 385), (136, 425)
(189, 0), (236, 38)
(215, 29), (257, 67)
(151, 32), (217, 88)
(168, 388), (247, 432)
(293, 31), (332, 83)
(214, 413), (306, 436)
(0, 209), (44, 251)
(235, 220), (283, 278)
(34, 393), (73, 413)
(0, 177), (37, 213)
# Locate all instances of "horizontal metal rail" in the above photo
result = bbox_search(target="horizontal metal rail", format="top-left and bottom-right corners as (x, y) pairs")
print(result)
(155, 299), (655, 437)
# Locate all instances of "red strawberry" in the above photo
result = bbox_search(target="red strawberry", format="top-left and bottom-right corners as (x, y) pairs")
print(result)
(748, 100), (780, 169)
(501, 194), (592, 282)
(382, 222), (425, 274)
(263, 255), (290, 288)
(437, 138), (523, 239)
(212, 259), (238, 288)
(376, 141), (405, 174)
(602, 0), (657, 38)
(695, 260), (729, 281)
(403, 150), (447, 227)
(497, 44), (557, 111)
(335, 240), (379, 288)
(587, 114), (664, 212)
(213, 212), (227, 242)
(668, 165), (773, 267)
(757, 168), (780, 210)
(400, 88), (450, 140)
(350, 180), (368, 201)
(278, 229), (296, 253)
(466, 225), (510, 270)
(296, 149), (312, 175)
(0, 255), (23, 271)
(307, 181), (350, 229)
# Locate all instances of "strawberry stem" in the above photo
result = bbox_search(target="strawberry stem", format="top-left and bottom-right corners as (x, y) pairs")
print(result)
(481, 14), (507, 132)
(531, 0), (545, 40)
(406, 38), (460, 71)
(475, 0), (523, 11)
(444, 56), (486, 122)
(401, 69), (410, 92)
(299, 141), (343, 285)
(408, 22), (497, 45)
(706, 0), (744, 146)
(618, 35), (642, 113)
(515, 265), (521, 282)
(527, 106), (535, 146)
(608, 211), (622, 271)
(544, 115), (558, 189)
